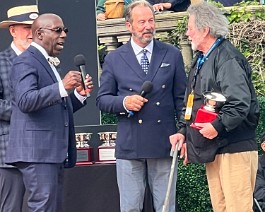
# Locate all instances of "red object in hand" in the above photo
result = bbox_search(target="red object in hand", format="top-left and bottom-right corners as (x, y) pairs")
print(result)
(190, 106), (218, 130)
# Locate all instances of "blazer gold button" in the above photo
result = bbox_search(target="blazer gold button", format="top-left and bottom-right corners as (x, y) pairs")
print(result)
(156, 102), (160, 106)
(157, 120), (161, 123)
(138, 119), (143, 124)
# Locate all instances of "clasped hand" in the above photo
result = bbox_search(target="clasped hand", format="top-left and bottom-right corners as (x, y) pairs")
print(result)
(195, 122), (218, 140)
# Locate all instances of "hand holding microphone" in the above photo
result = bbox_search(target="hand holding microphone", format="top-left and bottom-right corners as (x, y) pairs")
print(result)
(74, 54), (93, 96)
(125, 81), (153, 117)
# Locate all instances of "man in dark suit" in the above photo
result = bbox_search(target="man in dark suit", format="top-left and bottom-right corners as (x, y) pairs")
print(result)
(5, 13), (93, 212)
(96, 1), (186, 211)
(0, 4), (39, 212)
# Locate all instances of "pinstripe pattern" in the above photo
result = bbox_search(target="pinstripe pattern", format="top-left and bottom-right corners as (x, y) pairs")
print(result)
(0, 46), (17, 168)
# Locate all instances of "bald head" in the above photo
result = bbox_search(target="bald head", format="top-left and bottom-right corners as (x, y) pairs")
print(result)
(31, 13), (67, 56)
(32, 13), (62, 41)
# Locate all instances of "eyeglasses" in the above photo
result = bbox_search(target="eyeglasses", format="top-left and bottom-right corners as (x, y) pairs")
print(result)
(40, 27), (68, 34)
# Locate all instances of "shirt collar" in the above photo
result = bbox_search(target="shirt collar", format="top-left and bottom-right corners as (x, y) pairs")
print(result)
(31, 42), (50, 59)
(11, 42), (22, 56)
(130, 39), (154, 56)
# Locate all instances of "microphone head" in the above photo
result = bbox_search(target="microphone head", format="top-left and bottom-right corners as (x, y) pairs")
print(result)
(140, 81), (153, 97)
(74, 54), (86, 66)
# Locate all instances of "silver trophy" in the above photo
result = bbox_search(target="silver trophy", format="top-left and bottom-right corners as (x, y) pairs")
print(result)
(97, 132), (117, 163)
(190, 92), (226, 130)
(75, 133), (92, 148)
(203, 92), (226, 112)
(75, 132), (93, 165)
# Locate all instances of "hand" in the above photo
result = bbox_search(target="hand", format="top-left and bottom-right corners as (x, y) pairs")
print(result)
(181, 143), (188, 165)
(153, 3), (172, 11)
(62, 71), (82, 91)
(169, 133), (188, 165)
(195, 122), (218, 140)
(124, 95), (148, 112)
(76, 74), (93, 96)
(97, 13), (106, 21)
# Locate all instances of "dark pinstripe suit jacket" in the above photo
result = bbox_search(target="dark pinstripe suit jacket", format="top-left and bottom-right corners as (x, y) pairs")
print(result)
(0, 46), (17, 168)
(5, 46), (84, 168)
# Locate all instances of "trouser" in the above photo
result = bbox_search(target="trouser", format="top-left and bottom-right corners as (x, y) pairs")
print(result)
(116, 158), (177, 212)
(206, 151), (258, 212)
(0, 168), (25, 212)
(16, 162), (65, 212)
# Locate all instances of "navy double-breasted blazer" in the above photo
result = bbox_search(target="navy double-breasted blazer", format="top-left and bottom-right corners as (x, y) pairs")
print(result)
(96, 39), (187, 159)
(5, 46), (84, 168)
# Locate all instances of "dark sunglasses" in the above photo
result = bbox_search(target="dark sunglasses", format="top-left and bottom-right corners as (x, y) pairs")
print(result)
(40, 27), (69, 34)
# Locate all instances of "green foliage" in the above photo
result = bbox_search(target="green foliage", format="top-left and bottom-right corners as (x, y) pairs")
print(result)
(177, 163), (212, 212)
(226, 1), (265, 23)
(101, 112), (118, 124)
(167, 17), (188, 48)
(98, 45), (107, 66)
(256, 96), (265, 145)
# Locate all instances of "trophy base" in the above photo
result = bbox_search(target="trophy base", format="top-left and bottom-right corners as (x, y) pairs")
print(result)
(97, 145), (116, 163)
(95, 161), (116, 164)
(190, 107), (218, 130)
(76, 161), (94, 166)
(76, 147), (93, 166)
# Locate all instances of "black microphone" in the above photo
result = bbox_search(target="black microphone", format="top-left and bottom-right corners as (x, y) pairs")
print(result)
(74, 54), (90, 96)
(128, 81), (153, 117)
(139, 81), (153, 97)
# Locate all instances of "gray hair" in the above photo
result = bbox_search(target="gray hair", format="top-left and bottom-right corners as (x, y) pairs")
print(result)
(125, 0), (155, 23)
(187, 2), (229, 38)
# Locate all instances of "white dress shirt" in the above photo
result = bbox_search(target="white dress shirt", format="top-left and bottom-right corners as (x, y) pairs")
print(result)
(31, 42), (87, 103)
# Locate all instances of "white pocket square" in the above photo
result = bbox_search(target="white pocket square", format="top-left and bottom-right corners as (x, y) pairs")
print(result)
(160, 63), (170, 67)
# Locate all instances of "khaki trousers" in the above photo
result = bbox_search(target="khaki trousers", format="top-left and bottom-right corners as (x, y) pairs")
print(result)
(206, 151), (258, 212)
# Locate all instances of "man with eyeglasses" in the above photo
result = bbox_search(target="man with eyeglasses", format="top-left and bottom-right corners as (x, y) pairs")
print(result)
(5, 13), (93, 212)
(0, 4), (39, 212)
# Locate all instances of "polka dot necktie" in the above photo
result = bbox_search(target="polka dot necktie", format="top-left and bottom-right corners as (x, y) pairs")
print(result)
(140, 49), (149, 74)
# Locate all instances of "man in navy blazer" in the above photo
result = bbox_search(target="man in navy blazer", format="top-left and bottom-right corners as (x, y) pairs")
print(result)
(5, 13), (93, 212)
(96, 1), (186, 211)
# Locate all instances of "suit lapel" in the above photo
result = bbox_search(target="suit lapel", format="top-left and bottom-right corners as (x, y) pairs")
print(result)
(27, 46), (58, 83)
(148, 40), (167, 81)
(119, 40), (168, 81)
(119, 42), (147, 80)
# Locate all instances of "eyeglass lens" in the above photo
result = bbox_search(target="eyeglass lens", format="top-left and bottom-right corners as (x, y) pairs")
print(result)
(41, 27), (68, 34)
(54, 27), (68, 33)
